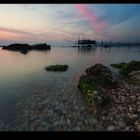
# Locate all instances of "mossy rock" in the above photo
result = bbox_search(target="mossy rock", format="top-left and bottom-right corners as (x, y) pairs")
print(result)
(78, 75), (111, 107)
(111, 62), (126, 69)
(119, 60), (140, 76)
(45, 64), (68, 71)
(85, 64), (119, 89)
(128, 71), (140, 84)
(78, 75), (97, 93)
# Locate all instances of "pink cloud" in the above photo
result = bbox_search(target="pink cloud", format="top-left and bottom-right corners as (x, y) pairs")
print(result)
(74, 4), (107, 35)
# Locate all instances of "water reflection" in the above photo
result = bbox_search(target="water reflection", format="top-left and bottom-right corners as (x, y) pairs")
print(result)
(9, 49), (51, 55)
(77, 47), (96, 54)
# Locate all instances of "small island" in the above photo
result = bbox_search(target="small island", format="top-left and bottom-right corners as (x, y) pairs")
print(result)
(45, 64), (68, 71)
(2, 43), (51, 54)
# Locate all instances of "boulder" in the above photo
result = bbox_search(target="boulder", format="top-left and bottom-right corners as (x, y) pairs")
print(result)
(128, 70), (140, 84)
(111, 62), (126, 69)
(120, 60), (140, 76)
(85, 64), (118, 89)
(78, 72), (112, 109)
(45, 64), (68, 71)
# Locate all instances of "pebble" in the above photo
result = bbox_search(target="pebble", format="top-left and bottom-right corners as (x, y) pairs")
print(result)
(66, 119), (71, 125)
(101, 110), (108, 115)
(0, 120), (5, 128)
(89, 118), (98, 125)
(107, 125), (115, 131)
(95, 124), (104, 131)
(1, 69), (140, 131)
(137, 125), (140, 131)
(75, 126), (81, 131)
(118, 121), (126, 129)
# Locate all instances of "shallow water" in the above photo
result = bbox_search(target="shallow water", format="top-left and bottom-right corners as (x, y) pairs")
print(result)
(0, 46), (140, 121)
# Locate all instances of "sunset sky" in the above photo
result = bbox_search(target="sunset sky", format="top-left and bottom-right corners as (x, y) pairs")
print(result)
(0, 4), (140, 46)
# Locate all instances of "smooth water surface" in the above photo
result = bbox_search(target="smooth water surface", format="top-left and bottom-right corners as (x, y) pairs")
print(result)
(0, 46), (140, 121)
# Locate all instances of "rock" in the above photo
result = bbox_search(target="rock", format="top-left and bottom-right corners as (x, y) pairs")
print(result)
(132, 114), (138, 120)
(89, 118), (98, 125)
(84, 119), (88, 125)
(0, 120), (5, 128)
(78, 73), (112, 108)
(118, 121), (126, 129)
(101, 110), (108, 115)
(120, 60), (140, 76)
(114, 99), (121, 104)
(85, 63), (119, 89)
(111, 62), (126, 69)
(138, 97), (140, 100)
(107, 125), (115, 131)
(45, 64), (69, 71)
(95, 124), (105, 131)
(66, 119), (71, 125)
(130, 96), (136, 99)
(128, 71), (140, 84)
(121, 96), (125, 102)
(74, 106), (79, 110)
(115, 114), (122, 120)
(136, 108), (140, 113)
(62, 110), (67, 115)
(75, 126), (81, 131)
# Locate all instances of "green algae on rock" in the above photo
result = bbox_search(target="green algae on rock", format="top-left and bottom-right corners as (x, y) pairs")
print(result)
(45, 64), (68, 71)
(78, 64), (113, 110)
(85, 64), (119, 89)
(111, 62), (126, 69)
(119, 60), (140, 76)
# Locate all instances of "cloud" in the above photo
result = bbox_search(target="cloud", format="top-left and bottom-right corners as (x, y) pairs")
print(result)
(0, 27), (35, 36)
(73, 4), (108, 35)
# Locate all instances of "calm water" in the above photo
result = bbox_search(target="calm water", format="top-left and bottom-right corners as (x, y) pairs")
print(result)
(0, 46), (140, 121)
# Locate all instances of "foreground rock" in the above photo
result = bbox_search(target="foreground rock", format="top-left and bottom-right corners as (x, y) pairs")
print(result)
(111, 60), (140, 84)
(120, 60), (140, 76)
(78, 63), (140, 131)
(2, 43), (51, 54)
(45, 65), (68, 71)
(128, 71), (140, 84)
(85, 64), (119, 89)
(111, 62), (126, 69)
(78, 75), (111, 113)
(78, 64), (118, 115)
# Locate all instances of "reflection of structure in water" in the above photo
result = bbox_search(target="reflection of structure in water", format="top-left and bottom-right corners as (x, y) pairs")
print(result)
(77, 40), (96, 47)
(77, 46), (96, 54)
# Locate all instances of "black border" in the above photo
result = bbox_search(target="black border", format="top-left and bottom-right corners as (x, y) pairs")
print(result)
(1, 131), (140, 140)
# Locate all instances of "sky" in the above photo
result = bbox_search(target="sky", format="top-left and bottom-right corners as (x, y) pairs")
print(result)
(0, 4), (140, 46)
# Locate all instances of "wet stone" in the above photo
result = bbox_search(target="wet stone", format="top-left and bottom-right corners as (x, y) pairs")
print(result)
(0, 120), (5, 128)
(89, 118), (98, 125)
(107, 125), (115, 131)
(95, 124), (105, 131)
(137, 125), (140, 131)
(66, 119), (71, 125)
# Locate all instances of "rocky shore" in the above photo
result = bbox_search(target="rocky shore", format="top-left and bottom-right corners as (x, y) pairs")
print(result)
(0, 61), (140, 131)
